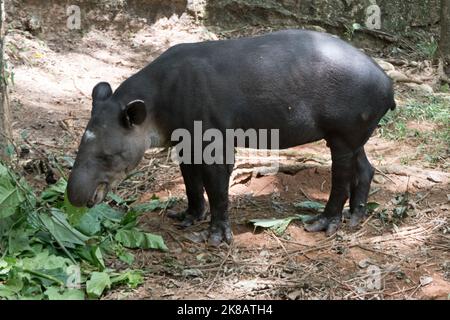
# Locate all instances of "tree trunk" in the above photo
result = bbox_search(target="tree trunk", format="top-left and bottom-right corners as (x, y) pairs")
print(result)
(440, 0), (450, 81)
(0, 0), (12, 160)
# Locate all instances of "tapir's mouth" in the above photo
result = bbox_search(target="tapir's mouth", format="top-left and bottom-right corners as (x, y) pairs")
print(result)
(87, 182), (109, 208)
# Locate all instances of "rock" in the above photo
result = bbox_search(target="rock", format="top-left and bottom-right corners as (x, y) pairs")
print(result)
(418, 84), (434, 95)
(427, 173), (443, 183)
(307, 25), (327, 33)
(373, 175), (386, 184)
(420, 276), (433, 286)
(287, 290), (302, 300)
(182, 268), (204, 278)
(375, 59), (395, 72)
(406, 83), (434, 95)
(187, 0), (206, 19)
(358, 259), (372, 268)
(421, 276), (450, 300)
(25, 15), (42, 34)
(387, 70), (410, 82)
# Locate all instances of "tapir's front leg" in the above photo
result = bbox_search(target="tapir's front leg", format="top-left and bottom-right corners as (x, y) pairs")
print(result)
(202, 164), (234, 246)
(167, 164), (207, 227)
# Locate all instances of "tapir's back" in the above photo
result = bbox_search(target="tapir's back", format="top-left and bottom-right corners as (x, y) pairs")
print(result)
(137, 29), (395, 147)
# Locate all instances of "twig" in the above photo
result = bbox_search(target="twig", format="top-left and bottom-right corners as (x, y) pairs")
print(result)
(375, 167), (396, 184)
(205, 245), (233, 294)
(269, 231), (295, 263)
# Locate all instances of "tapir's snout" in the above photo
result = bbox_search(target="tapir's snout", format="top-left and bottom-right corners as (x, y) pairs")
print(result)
(67, 167), (109, 208)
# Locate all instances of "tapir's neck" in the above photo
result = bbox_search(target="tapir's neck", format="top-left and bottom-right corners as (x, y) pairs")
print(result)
(114, 72), (170, 150)
(144, 122), (169, 150)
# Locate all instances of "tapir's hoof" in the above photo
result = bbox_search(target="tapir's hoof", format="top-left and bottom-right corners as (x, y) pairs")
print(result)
(349, 210), (367, 229)
(208, 220), (233, 247)
(166, 209), (207, 228)
(304, 214), (342, 237)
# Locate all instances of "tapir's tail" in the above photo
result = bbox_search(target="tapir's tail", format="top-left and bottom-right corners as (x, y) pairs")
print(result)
(387, 80), (397, 111)
(389, 97), (397, 111)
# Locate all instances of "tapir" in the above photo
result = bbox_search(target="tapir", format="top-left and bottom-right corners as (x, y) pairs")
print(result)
(67, 29), (396, 246)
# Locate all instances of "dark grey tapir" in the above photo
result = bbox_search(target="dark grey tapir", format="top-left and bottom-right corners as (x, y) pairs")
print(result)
(67, 30), (395, 245)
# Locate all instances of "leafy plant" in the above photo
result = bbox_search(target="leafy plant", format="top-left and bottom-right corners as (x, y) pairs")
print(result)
(250, 215), (311, 236)
(0, 162), (172, 300)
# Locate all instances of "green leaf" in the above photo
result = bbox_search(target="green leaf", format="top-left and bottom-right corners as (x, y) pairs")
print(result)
(76, 246), (105, 270)
(74, 203), (123, 235)
(62, 191), (88, 224)
(40, 178), (67, 204)
(367, 202), (380, 213)
(118, 251), (135, 265)
(110, 270), (143, 289)
(0, 163), (25, 219)
(0, 272), (23, 298)
(250, 217), (299, 236)
(107, 192), (127, 205)
(44, 287), (84, 300)
(8, 227), (33, 255)
(0, 259), (12, 275)
(352, 23), (362, 31)
(21, 251), (71, 271)
(294, 201), (325, 212)
(0, 285), (18, 298)
(115, 228), (168, 251)
(86, 272), (111, 298)
(120, 210), (140, 229)
(5, 144), (15, 158)
(39, 209), (90, 246)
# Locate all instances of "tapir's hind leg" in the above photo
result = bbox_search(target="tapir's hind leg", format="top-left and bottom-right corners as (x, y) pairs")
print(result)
(349, 148), (375, 228)
(202, 164), (233, 246)
(167, 164), (207, 227)
(305, 137), (354, 236)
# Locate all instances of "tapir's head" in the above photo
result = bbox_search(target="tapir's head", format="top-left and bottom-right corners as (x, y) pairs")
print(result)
(67, 82), (150, 207)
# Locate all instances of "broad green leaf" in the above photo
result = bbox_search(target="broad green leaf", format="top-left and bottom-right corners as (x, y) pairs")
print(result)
(86, 272), (111, 298)
(0, 259), (11, 275)
(8, 227), (33, 255)
(112, 244), (135, 265)
(118, 251), (135, 265)
(110, 270), (143, 288)
(250, 217), (298, 236)
(40, 178), (67, 204)
(21, 251), (71, 271)
(0, 285), (17, 298)
(75, 203), (123, 235)
(294, 201), (325, 212)
(250, 214), (311, 236)
(0, 272), (23, 298)
(115, 228), (168, 251)
(18, 284), (43, 300)
(44, 287), (84, 300)
(0, 163), (24, 219)
(76, 246), (105, 270)
(120, 210), (140, 229)
(40, 209), (90, 246)
(21, 251), (72, 286)
(107, 192), (127, 205)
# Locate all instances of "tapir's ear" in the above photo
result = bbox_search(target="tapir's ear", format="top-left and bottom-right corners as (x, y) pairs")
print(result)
(123, 100), (147, 128)
(92, 82), (113, 102)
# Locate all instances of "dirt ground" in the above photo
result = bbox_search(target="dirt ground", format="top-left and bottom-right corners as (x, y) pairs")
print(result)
(6, 13), (449, 300)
